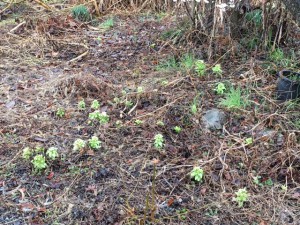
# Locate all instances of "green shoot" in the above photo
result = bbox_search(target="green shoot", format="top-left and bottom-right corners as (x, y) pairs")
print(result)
(154, 134), (164, 149)
(78, 100), (86, 110)
(195, 60), (206, 76)
(99, 17), (114, 30)
(22, 147), (32, 160)
(91, 100), (100, 110)
(88, 136), (101, 150)
(190, 167), (204, 182)
(56, 108), (65, 118)
(180, 53), (195, 70)
(220, 86), (249, 109)
(72, 5), (91, 22)
(244, 137), (253, 145)
(32, 154), (47, 172)
(212, 64), (222, 76)
(156, 120), (164, 126)
(73, 139), (86, 151)
(46, 147), (59, 160)
(173, 126), (182, 133)
(215, 82), (226, 95)
(135, 119), (143, 125)
(233, 188), (250, 207)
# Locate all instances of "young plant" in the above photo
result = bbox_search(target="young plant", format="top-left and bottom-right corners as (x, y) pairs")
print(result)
(156, 56), (178, 72)
(191, 103), (197, 114)
(212, 64), (222, 76)
(244, 137), (253, 145)
(220, 86), (249, 109)
(46, 147), (59, 160)
(137, 86), (143, 93)
(98, 111), (109, 124)
(31, 154), (47, 172)
(22, 147), (32, 160)
(233, 188), (250, 207)
(154, 134), (164, 149)
(173, 126), (182, 133)
(72, 5), (91, 22)
(156, 120), (164, 126)
(78, 100), (86, 110)
(91, 100), (100, 110)
(73, 139), (86, 151)
(125, 100), (133, 108)
(253, 176), (263, 187)
(56, 108), (65, 118)
(190, 167), (204, 182)
(135, 119), (143, 125)
(99, 17), (114, 30)
(89, 111), (109, 124)
(88, 136), (101, 150)
(181, 53), (195, 70)
(195, 60), (206, 76)
(215, 82), (226, 95)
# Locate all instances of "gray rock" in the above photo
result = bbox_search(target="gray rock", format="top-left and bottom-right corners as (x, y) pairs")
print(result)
(202, 108), (226, 130)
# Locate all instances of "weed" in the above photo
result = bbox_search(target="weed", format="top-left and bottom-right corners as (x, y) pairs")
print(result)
(281, 185), (287, 191)
(173, 126), (182, 133)
(56, 108), (65, 118)
(99, 17), (114, 30)
(176, 208), (188, 220)
(156, 56), (178, 71)
(195, 60), (206, 76)
(125, 100), (134, 108)
(154, 134), (164, 149)
(245, 137), (253, 145)
(161, 80), (169, 86)
(190, 167), (204, 182)
(22, 147), (32, 160)
(88, 136), (101, 150)
(215, 82), (226, 95)
(180, 53), (195, 70)
(89, 111), (109, 124)
(156, 120), (164, 126)
(161, 28), (183, 40)
(205, 208), (218, 217)
(220, 86), (249, 109)
(46, 147), (59, 160)
(253, 176), (263, 187)
(137, 86), (143, 93)
(91, 100), (100, 110)
(264, 178), (273, 187)
(135, 119), (143, 125)
(233, 188), (250, 207)
(269, 48), (285, 62)
(73, 139), (86, 151)
(191, 103), (197, 114)
(32, 154), (47, 172)
(115, 120), (123, 127)
(72, 5), (91, 22)
(245, 9), (263, 27)
(78, 100), (86, 110)
(212, 64), (223, 76)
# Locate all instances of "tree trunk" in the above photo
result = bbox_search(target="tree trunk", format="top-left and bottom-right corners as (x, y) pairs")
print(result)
(281, 0), (300, 24)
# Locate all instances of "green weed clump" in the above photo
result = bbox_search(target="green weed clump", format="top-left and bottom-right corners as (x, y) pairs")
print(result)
(72, 5), (91, 22)
(190, 167), (204, 182)
(99, 18), (114, 30)
(22, 146), (59, 173)
(220, 86), (249, 109)
(154, 134), (164, 149)
(156, 56), (178, 71)
(233, 188), (250, 207)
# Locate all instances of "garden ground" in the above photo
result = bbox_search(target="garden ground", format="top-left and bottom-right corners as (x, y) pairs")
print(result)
(0, 6), (300, 225)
